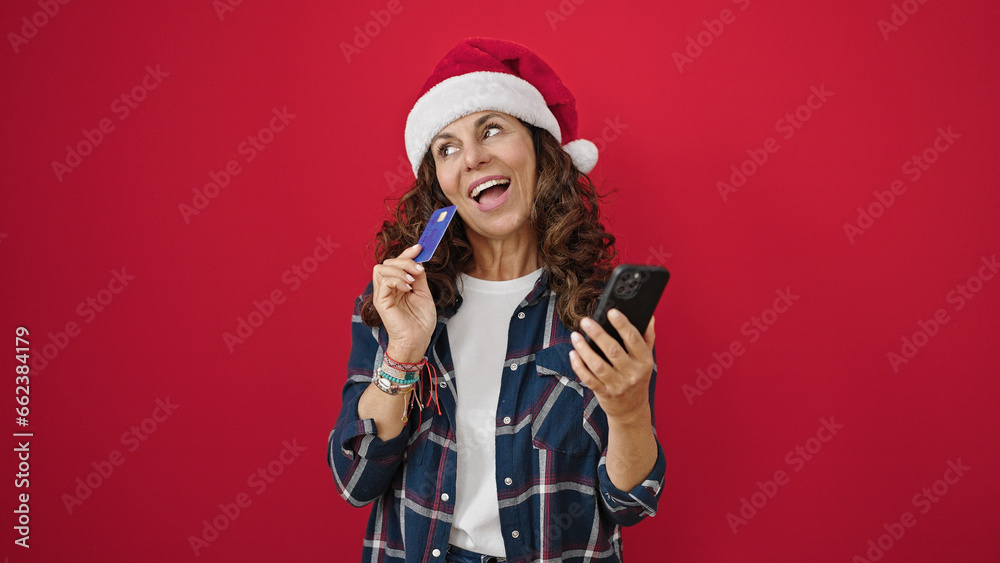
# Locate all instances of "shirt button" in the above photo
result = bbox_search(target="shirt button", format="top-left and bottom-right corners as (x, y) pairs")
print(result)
(503, 416), (512, 424)
(432, 548), (441, 557)
(511, 530), (520, 539)
(504, 477), (513, 486)
(509, 363), (517, 371)
(517, 312), (525, 319)
(441, 493), (450, 502)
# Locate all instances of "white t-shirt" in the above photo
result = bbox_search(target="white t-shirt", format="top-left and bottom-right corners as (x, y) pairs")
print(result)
(447, 268), (543, 556)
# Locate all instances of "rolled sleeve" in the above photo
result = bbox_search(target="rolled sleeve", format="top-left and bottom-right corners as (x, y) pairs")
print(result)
(596, 440), (666, 526)
(327, 288), (411, 506)
(328, 388), (411, 506)
(335, 407), (411, 462)
(596, 350), (666, 526)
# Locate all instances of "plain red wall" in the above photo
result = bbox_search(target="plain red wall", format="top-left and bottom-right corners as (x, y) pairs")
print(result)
(2, 1), (998, 561)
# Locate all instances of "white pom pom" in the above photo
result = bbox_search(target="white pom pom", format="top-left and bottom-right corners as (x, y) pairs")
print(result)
(562, 139), (598, 174)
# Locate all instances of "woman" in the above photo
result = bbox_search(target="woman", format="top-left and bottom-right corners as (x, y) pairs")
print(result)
(329, 38), (665, 563)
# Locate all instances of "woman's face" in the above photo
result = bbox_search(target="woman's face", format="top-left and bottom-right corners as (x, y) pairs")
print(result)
(430, 111), (537, 243)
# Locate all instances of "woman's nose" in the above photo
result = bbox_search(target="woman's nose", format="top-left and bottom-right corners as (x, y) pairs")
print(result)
(463, 141), (490, 170)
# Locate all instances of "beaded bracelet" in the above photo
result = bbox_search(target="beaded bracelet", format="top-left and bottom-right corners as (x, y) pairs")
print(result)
(371, 352), (441, 423)
(381, 353), (422, 383)
(379, 368), (420, 386)
(379, 363), (420, 381)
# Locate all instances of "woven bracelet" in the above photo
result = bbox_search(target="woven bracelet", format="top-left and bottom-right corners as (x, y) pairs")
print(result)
(384, 352), (426, 372)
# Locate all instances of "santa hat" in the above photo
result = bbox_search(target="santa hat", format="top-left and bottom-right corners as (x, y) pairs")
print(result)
(404, 37), (598, 177)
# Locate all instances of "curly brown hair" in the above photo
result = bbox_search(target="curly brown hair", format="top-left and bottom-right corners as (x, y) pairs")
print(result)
(360, 123), (617, 331)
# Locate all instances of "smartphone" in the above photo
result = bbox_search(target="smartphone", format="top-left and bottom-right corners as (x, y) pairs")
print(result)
(584, 264), (670, 362)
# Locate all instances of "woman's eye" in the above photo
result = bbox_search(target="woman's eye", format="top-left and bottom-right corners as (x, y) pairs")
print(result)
(484, 126), (501, 138)
(437, 144), (458, 157)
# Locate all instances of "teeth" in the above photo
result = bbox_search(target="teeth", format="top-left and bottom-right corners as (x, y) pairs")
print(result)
(470, 178), (510, 199)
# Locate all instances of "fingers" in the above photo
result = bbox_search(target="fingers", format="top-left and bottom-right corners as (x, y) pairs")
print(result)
(383, 244), (425, 278)
(374, 244), (427, 296)
(644, 316), (656, 350)
(606, 309), (653, 359)
(570, 312), (656, 418)
(572, 310), (653, 375)
(576, 316), (628, 368)
(375, 269), (414, 293)
(568, 349), (605, 392)
(398, 243), (422, 260)
(570, 329), (610, 382)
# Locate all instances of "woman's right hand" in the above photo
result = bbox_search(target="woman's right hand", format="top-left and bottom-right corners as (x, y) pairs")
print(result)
(372, 244), (437, 362)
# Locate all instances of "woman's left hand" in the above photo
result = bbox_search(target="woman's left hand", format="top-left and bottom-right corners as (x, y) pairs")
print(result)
(569, 310), (656, 423)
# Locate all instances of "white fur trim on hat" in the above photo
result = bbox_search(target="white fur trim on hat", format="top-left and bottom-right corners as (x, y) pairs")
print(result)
(405, 71), (561, 176)
(562, 139), (598, 174)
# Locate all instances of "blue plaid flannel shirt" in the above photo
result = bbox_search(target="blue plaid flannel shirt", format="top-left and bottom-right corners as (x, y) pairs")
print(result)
(328, 270), (665, 562)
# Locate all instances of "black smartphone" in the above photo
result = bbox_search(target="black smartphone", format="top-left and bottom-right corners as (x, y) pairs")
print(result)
(584, 264), (670, 362)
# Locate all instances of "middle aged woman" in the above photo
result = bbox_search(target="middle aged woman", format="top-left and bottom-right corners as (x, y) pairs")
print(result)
(329, 38), (666, 563)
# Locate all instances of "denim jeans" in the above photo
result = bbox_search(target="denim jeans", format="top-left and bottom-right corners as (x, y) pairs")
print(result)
(445, 544), (506, 563)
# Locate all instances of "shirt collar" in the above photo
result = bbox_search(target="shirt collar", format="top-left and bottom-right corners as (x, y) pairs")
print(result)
(440, 267), (549, 320)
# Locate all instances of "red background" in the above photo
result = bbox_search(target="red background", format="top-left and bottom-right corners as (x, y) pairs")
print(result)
(2, 0), (999, 561)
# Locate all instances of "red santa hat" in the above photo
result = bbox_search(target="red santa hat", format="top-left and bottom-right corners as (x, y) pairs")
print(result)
(404, 37), (598, 177)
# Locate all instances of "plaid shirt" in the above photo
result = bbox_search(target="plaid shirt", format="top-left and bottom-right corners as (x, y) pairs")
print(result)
(328, 270), (665, 562)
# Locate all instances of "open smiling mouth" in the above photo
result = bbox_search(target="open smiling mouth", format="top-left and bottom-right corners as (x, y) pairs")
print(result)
(470, 178), (511, 206)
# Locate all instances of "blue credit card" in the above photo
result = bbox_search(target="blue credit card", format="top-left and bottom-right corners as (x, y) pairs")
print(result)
(414, 205), (457, 263)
